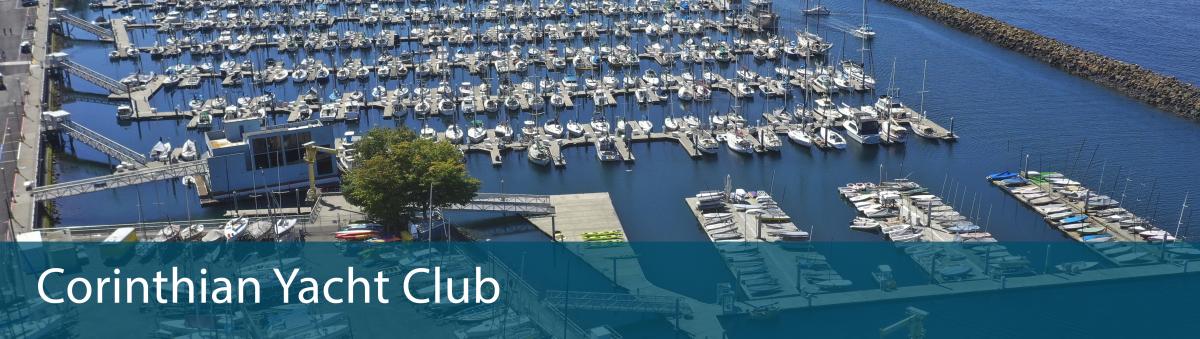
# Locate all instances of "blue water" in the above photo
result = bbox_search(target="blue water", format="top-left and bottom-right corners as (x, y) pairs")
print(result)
(946, 0), (1200, 86)
(51, 0), (1198, 242)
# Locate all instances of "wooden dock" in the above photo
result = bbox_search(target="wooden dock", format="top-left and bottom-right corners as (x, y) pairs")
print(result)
(525, 193), (727, 338)
(989, 174), (1168, 266)
(110, 18), (133, 58)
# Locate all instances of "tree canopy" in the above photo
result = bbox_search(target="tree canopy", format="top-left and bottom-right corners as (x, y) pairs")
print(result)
(341, 128), (480, 226)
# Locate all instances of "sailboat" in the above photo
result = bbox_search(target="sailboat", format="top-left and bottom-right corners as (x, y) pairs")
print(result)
(527, 140), (552, 166)
(723, 129), (754, 155)
(444, 124), (464, 144)
(566, 119), (583, 136)
(467, 120), (487, 144)
(787, 127), (814, 147)
(695, 132), (720, 154)
(543, 119), (565, 138)
(758, 127), (782, 152)
(419, 123), (437, 140)
(223, 217), (249, 241)
(804, 0), (831, 16)
(852, 0), (876, 39)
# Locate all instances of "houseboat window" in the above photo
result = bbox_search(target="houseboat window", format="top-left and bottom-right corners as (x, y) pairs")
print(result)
(316, 151), (334, 175)
(283, 132), (312, 164)
(252, 132), (312, 170)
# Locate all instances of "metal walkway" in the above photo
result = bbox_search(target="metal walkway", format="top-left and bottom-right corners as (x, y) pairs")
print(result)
(30, 161), (208, 201)
(485, 253), (590, 339)
(50, 57), (129, 94)
(543, 290), (693, 316)
(448, 193), (555, 215)
(58, 120), (148, 166)
(61, 89), (124, 104)
(54, 11), (114, 41)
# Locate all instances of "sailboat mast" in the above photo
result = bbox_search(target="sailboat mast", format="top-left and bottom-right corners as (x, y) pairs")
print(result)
(1173, 193), (1189, 242)
(919, 60), (928, 120)
(862, 0), (868, 27)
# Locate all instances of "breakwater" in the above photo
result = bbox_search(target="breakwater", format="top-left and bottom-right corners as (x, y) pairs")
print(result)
(883, 0), (1200, 119)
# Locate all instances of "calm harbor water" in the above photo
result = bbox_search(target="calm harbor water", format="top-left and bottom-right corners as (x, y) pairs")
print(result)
(945, 0), (1200, 86)
(52, 1), (1199, 239)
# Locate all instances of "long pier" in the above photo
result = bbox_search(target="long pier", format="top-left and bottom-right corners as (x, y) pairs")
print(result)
(988, 171), (1183, 266)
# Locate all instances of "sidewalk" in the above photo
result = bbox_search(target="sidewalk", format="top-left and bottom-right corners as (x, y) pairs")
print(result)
(7, 1), (51, 239)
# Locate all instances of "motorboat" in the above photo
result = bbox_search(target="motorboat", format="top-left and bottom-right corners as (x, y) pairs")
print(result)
(178, 139), (198, 161)
(843, 114), (883, 144)
(817, 127), (847, 149)
(595, 135), (621, 161)
(150, 140), (172, 162)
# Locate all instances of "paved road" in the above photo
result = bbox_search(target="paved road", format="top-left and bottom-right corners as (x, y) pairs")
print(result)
(0, 0), (37, 240)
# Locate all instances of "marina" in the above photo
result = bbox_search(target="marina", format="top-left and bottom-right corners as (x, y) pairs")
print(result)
(4, 0), (1200, 337)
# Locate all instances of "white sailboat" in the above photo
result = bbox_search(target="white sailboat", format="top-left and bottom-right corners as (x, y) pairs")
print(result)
(543, 119), (565, 138)
(527, 140), (552, 166)
(566, 119), (583, 136)
(444, 124), (464, 144)
(852, 0), (876, 39)
(787, 128), (814, 147)
(723, 130), (754, 154)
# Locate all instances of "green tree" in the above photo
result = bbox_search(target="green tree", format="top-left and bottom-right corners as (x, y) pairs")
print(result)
(341, 128), (480, 227)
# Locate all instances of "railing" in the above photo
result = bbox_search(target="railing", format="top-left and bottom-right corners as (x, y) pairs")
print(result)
(55, 11), (115, 41)
(30, 161), (207, 201)
(55, 58), (128, 94)
(542, 290), (692, 315)
(449, 193), (555, 215)
(58, 120), (148, 165)
(485, 253), (590, 339)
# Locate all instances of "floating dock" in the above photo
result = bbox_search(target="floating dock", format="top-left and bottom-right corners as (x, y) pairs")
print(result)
(987, 171), (1190, 266)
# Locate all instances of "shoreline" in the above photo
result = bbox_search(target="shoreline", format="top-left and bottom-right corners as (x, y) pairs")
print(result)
(882, 0), (1200, 119)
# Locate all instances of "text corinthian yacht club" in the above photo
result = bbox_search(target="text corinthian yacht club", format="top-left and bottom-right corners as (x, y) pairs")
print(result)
(37, 267), (500, 305)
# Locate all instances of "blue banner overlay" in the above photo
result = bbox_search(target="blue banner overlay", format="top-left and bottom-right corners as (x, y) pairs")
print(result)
(2, 241), (1198, 338)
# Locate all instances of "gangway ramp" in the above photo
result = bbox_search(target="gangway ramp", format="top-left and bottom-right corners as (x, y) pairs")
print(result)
(57, 119), (147, 166)
(53, 10), (115, 41)
(448, 193), (555, 215)
(543, 290), (693, 316)
(30, 161), (208, 201)
(49, 55), (130, 94)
